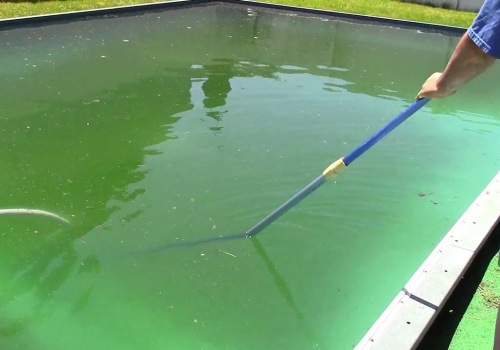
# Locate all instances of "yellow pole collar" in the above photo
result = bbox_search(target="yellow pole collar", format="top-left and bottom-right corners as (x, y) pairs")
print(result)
(322, 158), (347, 180)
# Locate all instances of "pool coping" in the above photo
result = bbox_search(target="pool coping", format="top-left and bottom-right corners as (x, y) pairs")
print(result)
(355, 170), (500, 350)
(2, 1), (497, 349)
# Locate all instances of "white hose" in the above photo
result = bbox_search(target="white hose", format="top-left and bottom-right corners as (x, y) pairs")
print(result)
(0, 208), (70, 224)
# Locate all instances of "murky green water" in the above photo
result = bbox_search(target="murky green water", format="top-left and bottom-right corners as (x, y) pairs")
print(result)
(1, 4), (499, 349)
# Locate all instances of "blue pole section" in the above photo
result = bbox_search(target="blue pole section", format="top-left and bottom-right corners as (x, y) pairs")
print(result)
(245, 174), (327, 237)
(343, 98), (429, 165)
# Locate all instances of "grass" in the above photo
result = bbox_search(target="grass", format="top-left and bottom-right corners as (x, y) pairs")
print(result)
(448, 255), (500, 350)
(0, 0), (477, 27)
(0, 0), (160, 18)
(269, 0), (476, 27)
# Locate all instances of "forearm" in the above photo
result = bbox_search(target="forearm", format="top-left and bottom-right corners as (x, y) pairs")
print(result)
(418, 0), (500, 99)
(417, 33), (496, 99)
(437, 33), (496, 94)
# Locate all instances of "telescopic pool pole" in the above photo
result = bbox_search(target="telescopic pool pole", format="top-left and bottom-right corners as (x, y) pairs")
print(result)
(244, 98), (430, 237)
(150, 98), (430, 251)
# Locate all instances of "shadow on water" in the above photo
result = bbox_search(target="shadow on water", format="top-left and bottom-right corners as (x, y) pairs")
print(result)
(144, 231), (247, 252)
(202, 59), (233, 110)
(202, 58), (234, 133)
(251, 237), (320, 347)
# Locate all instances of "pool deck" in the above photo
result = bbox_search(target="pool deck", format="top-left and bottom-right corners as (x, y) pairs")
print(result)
(418, 227), (500, 350)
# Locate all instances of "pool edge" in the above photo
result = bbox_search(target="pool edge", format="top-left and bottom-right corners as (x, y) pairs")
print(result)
(354, 170), (500, 350)
(224, 0), (466, 33)
(0, 0), (466, 35)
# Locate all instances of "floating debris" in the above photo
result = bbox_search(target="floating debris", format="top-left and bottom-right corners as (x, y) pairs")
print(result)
(417, 191), (434, 197)
(217, 249), (236, 258)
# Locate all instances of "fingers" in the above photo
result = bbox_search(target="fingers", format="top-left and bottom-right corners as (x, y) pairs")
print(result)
(416, 72), (455, 100)
(416, 87), (432, 100)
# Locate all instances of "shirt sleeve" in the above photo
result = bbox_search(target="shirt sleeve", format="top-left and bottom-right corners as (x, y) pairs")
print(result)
(468, 0), (500, 59)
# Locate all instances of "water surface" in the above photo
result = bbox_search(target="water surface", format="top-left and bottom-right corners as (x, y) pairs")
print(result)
(1, 4), (499, 349)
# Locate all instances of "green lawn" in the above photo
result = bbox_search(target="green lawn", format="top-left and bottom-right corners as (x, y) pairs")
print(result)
(0, 0), (476, 27)
(449, 254), (500, 350)
(0, 0), (159, 18)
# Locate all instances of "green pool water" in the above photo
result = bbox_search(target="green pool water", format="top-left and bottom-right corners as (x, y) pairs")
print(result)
(1, 3), (500, 349)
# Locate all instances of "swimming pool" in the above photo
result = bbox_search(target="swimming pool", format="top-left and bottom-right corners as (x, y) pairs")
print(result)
(1, 2), (499, 349)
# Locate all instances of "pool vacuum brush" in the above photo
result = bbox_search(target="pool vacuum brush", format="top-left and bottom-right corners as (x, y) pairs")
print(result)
(152, 98), (430, 251)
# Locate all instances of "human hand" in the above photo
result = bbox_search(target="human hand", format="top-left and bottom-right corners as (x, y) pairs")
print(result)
(416, 72), (456, 99)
